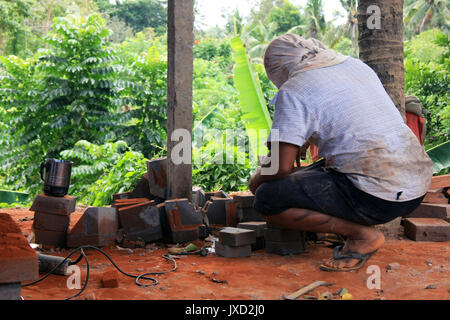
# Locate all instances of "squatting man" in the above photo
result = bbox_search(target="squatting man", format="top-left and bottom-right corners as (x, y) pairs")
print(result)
(249, 34), (433, 271)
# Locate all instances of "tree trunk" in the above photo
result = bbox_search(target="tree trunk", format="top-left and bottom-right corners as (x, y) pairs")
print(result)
(358, 0), (406, 120)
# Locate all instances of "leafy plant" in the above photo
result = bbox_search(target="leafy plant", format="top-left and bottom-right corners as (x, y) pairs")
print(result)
(427, 140), (450, 174)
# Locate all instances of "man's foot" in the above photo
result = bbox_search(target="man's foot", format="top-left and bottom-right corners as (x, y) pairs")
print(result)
(320, 227), (385, 271)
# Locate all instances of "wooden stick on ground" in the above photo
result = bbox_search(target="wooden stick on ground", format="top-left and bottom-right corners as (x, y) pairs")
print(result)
(283, 281), (334, 300)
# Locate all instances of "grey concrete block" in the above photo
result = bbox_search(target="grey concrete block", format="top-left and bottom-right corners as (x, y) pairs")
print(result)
(204, 197), (232, 227)
(237, 207), (265, 222)
(237, 221), (267, 237)
(118, 202), (162, 243)
(264, 227), (304, 242)
(0, 282), (21, 300)
(251, 237), (265, 251)
(192, 186), (206, 208)
(147, 157), (168, 199)
(219, 227), (256, 247)
(232, 192), (255, 208)
(215, 241), (251, 258)
(265, 239), (306, 255)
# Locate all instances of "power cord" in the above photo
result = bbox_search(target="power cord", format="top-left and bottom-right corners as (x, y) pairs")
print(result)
(21, 245), (178, 300)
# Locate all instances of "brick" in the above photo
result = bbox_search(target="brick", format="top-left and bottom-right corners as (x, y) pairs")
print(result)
(219, 227), (256, 247)
(113, 199), (154, 209)
(112, 192), (131, 200)
(445, 188), (450, 199)
(147, 157), (168, 199)
(192, 186), (206, 208)
(67, 207), (118, 247)
(118, 201), (162, 243)
(30, 194), (77, 216)
(164, 199), (203, 243)
(33, 212), (70, 232)
(403, 218), (450, 242)
(265, 239), (306, 256)
(264, 226), (304, 242)
(232, 192), (255, 208)
(405, 203), (450, 220)
(237, 221), (267, 237)
(204, 197), (232, 227)
(236, 207), (265, 222)
(0, 213), (39, 283)
(214, 241), (251, 258)
(252, 237), (265, 251)
(205, 190), (228, 201)
(423, 190), (448, 204)
(225, 201), (238, 227)
(34, 228), (67, 248)
(129, 174), (154, 199)
(430, 174), (450, 189)
(101, 270), (120, 288)
(0, 283), (21, 300)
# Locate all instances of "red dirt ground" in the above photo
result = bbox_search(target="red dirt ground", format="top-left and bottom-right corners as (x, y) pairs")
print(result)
(2, 207), (449, 300)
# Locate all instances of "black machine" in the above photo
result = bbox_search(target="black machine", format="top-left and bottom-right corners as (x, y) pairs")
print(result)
(39, 158), (73, 197)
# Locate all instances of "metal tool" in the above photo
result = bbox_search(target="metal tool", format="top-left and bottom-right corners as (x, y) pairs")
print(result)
(38, 253), (73, 276)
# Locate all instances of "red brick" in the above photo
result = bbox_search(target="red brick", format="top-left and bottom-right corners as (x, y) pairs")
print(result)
(0, 213), (39, 283)
(406, 203), (450, 220)
(34, 228), (67, 247)
(30, 194), (77, 216)
(403, 218), (450, 242)
(33, 212), (70, 232)
(101, 270), (120, 288)
(423, 189), (448, 204)
(430, 175), (450, 189)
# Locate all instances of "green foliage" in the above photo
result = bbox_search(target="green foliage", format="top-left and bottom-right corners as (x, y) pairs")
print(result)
(426, 141), (450, 174)
(193, 38), (232, 70)
(0, 0), (32, 55)
(405, 29), (449, 149)
(268, 0), (303, 35)
(60, 140), (147, 205)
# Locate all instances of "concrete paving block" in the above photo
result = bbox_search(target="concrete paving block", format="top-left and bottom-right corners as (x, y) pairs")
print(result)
(403, 218), (450, 242)
(118, 201), (162, 242)
(164, 199), (202, 243)
(264, 226), (304, 242)
(237, 221), (267, 238)
(67, 207), (118, 247)
(204, 197), (232, 227)
(192, 186), (207, 208)
(265, 239), (306, 256)
(232, 192), (255, 208)
(214, 241), (251, 258)
(30, 194), (77, 216)
(219, 227), (256, 247)
(236, 207), (265, 222)
(0, 282), (21, 300)
(147, 157), (168, 199)
(0, 213), (38, 284)
(423, 189), (448, 204)
(33, 212), (70, 232)
(405, 203), (450, 220)
(34, 228), (67, 248)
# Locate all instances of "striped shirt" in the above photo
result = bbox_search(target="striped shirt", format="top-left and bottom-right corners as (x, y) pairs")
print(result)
(268, 57), (433, 202)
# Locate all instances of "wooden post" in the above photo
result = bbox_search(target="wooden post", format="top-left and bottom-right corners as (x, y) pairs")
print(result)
(167, 0), (194, 201)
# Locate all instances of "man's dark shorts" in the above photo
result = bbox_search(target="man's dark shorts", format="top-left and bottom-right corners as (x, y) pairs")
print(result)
(254, 159), (425, 226)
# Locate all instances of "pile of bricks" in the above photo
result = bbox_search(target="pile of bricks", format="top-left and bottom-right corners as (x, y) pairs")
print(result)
(402, 174), (450, 242)
(237, 221), (267, 250)
(0, 213), (38, 300)
(31, 194), (77, 248)
(215, 227), (256, 258)
(264, 223), (306, 256)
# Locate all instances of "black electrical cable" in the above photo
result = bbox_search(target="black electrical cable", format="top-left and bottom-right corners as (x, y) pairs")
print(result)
(22, 245), (177, 300)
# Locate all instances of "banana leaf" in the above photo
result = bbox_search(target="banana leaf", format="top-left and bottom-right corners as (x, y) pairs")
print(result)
(231, 36), (272, 158)
(426, 140), (450, 174)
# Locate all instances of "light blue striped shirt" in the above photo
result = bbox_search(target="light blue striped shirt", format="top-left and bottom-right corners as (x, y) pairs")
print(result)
(268, 57), (433, 202)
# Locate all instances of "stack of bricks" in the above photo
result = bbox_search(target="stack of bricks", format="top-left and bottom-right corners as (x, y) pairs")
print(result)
(264, 223), (306, 255)
(31, 194), (77, 248)
(0, 213), (38, 300)
(215, 227), (256, 258)
(230, 192), (264, 223)
(237, 221), (267, 251)
(402, 174), (450, 242)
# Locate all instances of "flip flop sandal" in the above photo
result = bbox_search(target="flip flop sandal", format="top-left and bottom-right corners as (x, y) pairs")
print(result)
(319, 245), (378, 272)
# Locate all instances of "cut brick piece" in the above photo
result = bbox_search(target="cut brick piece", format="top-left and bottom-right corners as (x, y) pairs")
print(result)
(405, 203), (450, 220)
(34, 228), (67, 247)
(118, 201), (162, 243)
(237, 221), (267, 238)
(33, 212), (70, 232)
(204, 197), (232, 227)
(219, 227), (256, 247)
(403, 218), (450, 242)
(30, 194), (77, 216)
(0, 213), (39, 284)
(236, 207), (265, 222)
(430, 174), (450, 189)
(423, 189), (448, 204)
(147, 157), (168, 199)
(205, 190), (228, 201)
(264, 226), (304, 242)
(225, 201), (238, 227)
(0, 282), (21, 300)
(232, 192), (255, 208)
(265, 239), (306, 256)
(67, 207), (118, 248)
(214, 241), (251, 258)
(192, 186), (206, 208)
(101, 270), (120, 288)
(164, 199), (203, 243)
(129, 174), (154, 200)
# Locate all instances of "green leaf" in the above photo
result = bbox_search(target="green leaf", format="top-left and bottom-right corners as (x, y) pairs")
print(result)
(426, 141), (450, 174)
(230, 36), (272, 157)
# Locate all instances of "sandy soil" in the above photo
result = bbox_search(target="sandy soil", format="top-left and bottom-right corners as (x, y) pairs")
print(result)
(2, 207), (449, 300)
